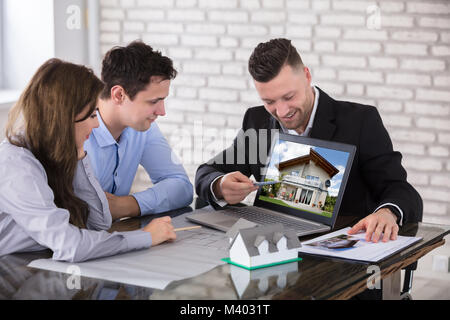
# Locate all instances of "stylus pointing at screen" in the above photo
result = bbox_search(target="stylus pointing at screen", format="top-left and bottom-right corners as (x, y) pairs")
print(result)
(253, 181), (281, 186)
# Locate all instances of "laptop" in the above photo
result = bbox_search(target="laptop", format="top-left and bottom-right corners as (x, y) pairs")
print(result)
(188, 133), (356, 237)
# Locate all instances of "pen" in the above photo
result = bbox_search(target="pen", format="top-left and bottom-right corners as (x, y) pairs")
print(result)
(174, 226), (202, 232)
(253, 181), (281, 186)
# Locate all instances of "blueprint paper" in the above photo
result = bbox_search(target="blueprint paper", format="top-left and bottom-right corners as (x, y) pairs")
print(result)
(28, 211), (228, 290)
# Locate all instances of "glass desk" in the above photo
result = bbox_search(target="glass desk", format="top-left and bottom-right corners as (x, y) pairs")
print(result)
(1, 200), (448, 300)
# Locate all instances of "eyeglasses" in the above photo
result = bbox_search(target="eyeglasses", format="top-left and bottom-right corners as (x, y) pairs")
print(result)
(74, 108), (99, 123)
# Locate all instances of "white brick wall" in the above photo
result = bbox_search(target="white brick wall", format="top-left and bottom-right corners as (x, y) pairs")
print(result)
(98, 0), (450, 224)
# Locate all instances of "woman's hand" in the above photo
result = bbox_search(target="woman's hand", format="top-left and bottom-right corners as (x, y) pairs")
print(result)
(142, 216), (176, 246)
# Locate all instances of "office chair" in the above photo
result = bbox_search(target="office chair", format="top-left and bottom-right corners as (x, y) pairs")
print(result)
(399, 223), (420, 300)
(400, 262), (417, 300)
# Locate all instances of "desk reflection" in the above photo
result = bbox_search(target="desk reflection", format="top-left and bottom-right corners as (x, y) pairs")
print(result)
(230, 261), (301, 299)
(0, 252), (152, 300)
(150, 261), (301, 300)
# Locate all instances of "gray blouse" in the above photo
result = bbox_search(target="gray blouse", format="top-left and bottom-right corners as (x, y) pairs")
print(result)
(0, 140), (152, 262)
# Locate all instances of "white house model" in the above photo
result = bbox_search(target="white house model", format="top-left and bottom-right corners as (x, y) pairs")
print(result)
(227, 222), (302, 269)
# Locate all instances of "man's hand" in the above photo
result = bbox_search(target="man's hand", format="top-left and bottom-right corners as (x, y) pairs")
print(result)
(105, 192), (141, 220)
(347, 208), (399, 243)
(142, 216), (176, 246)
(213, 171), (259, 205)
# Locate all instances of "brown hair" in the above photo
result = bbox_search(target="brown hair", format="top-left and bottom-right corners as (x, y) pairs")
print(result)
(100, 40), (177, 101)
(6, 58), (104, 228)
(248, 38), (303, 82)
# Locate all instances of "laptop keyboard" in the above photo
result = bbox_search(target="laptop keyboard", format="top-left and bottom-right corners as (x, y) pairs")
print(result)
(222, 206), (322, 232)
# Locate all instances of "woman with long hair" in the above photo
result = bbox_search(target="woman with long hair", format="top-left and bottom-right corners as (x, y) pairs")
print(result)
(0, 59), (176, 262)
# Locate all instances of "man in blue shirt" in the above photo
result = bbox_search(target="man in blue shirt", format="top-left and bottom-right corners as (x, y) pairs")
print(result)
(85, 41), (193, 220)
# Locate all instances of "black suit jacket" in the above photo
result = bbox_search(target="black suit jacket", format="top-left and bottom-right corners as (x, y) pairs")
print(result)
(195, 88), (423, 223)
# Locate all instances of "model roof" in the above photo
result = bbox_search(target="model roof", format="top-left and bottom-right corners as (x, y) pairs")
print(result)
(230, 223), (301, 257)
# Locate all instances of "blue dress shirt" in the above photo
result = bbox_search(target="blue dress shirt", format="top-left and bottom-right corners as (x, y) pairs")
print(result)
(84, 113), (193, 215)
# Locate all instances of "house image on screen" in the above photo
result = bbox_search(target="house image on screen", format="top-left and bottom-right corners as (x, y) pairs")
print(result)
(275, 148), (339, 212)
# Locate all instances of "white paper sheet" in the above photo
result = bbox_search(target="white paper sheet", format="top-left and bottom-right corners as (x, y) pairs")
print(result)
(28, 211), (229, 290)
(298, 227), (422, 263)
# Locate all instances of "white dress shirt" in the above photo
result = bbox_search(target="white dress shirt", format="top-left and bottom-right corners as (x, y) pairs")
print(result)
(209, 85), (404, 225)
(0, 139), (152, 262)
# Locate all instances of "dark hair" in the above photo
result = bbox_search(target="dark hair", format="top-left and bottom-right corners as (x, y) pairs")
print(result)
(101, 40), (177, 100)
(248, 38), (303, 82)
(6, 58), (104, 229)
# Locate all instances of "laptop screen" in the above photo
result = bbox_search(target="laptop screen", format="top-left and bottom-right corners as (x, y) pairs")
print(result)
(254, 133), (356, 228)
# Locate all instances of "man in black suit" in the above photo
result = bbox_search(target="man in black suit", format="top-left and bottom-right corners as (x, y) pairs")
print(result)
(195, 38), (422, 243)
